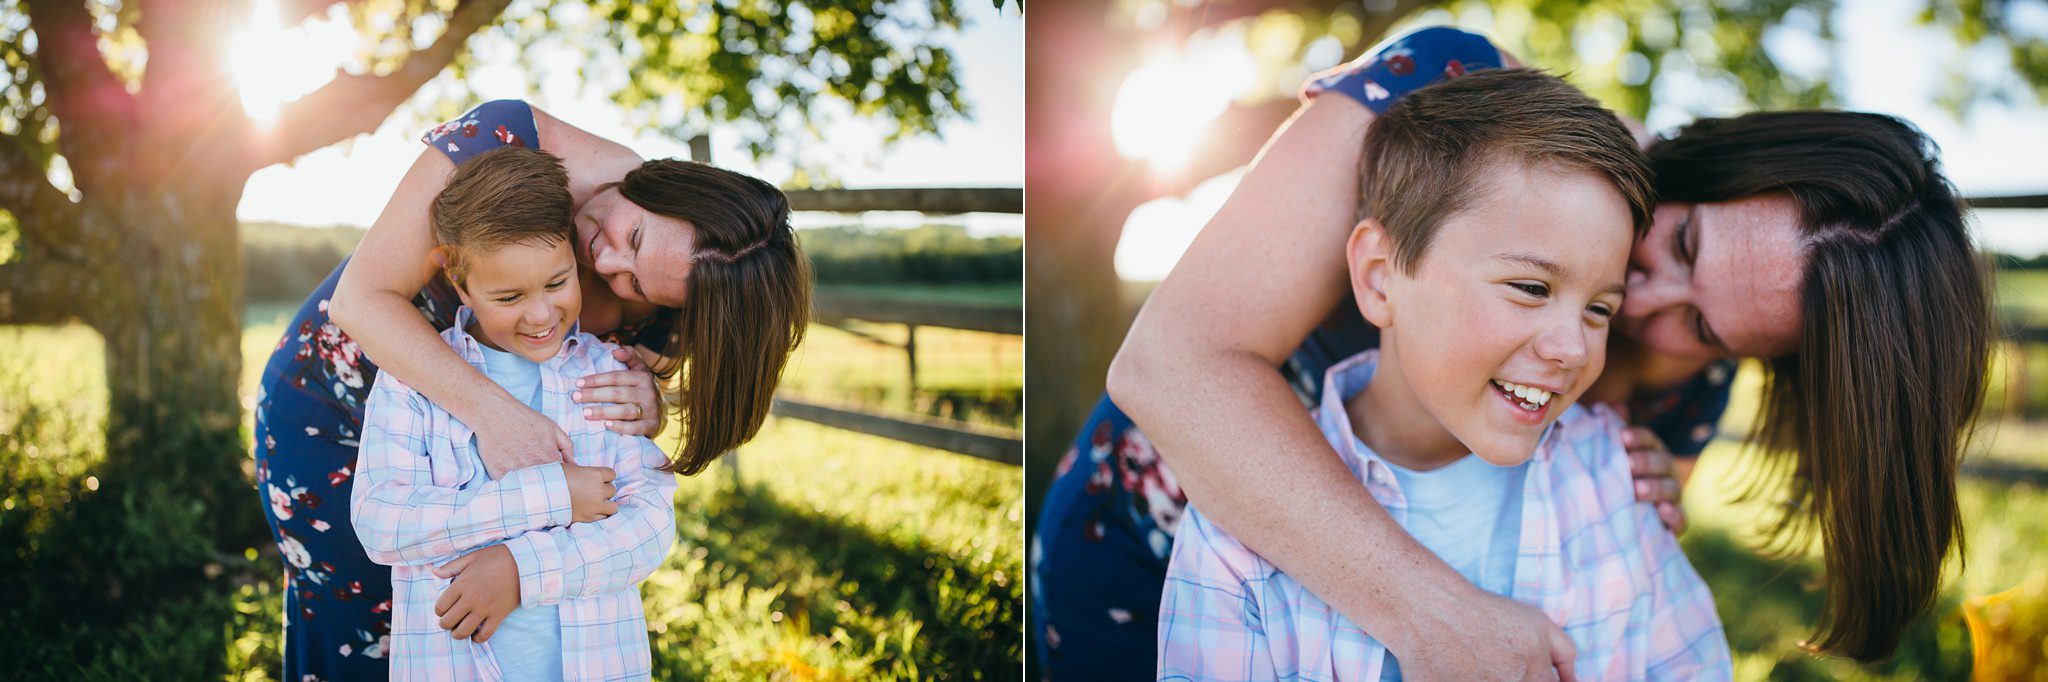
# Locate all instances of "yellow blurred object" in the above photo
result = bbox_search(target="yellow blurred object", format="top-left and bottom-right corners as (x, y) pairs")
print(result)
(1964, 573), (2048, 681)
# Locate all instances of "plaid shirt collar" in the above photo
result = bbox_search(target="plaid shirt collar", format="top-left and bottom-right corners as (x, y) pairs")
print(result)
(449, 305), (586, 371)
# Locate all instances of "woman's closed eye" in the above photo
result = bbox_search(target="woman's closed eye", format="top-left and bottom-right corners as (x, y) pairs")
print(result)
(545, 278), (568, 291)
(496, 294), (522, 304)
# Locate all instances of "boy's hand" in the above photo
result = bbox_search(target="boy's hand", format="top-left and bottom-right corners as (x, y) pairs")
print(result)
(574, 345), (664, 437)
(1622, 427), (1689, 535)
(563, 462), (618, 522)
(433, 545), (521, 643)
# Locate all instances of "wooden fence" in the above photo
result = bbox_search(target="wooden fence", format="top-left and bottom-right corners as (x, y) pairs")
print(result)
(758, 186), (1023, 466)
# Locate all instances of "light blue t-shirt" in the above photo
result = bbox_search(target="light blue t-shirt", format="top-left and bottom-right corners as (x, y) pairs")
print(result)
(470, 342), (563, 682)
(1372, 449), (1528, 682)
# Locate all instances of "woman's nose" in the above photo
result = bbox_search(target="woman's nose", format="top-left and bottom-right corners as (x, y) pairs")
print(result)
(1622, 268), (1684, 319)
(593, 239), (629, 276)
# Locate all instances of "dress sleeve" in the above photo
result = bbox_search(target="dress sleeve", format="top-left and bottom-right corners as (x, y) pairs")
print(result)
(419, 99), (543, 165)
(1636, 359), (1737, 458)
(1300, 26), (1505, 113)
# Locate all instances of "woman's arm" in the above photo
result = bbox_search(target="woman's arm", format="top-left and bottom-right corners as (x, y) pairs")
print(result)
(1107, 94), (1576, 681)
(350, 376), (574, 567)
(329, 148), (575, 473)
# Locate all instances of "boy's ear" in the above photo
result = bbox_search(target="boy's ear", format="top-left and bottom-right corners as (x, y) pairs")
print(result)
(1346, 218), (1395, 328)
(430, 246), (470, 303)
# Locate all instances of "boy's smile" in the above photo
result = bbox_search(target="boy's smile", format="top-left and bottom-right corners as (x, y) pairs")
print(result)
(1347, 157), (1634, 470)
(451, 237), (583, 363)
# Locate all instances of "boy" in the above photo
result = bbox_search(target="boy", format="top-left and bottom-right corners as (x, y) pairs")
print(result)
(1157, 69), (1732, 680)
(352, 146), (678, 681)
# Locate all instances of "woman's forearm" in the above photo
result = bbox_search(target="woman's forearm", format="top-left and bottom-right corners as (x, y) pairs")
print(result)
(1111, 351), (1484, 653)
(1106, 94), (1483, 653)
(332, 286), (522, 424)
(330, 149), (524, 434)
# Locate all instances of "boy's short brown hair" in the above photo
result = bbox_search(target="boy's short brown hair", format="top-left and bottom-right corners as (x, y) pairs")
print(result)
(429, 146), (574, 288)
(1361, 68), (1654, 272)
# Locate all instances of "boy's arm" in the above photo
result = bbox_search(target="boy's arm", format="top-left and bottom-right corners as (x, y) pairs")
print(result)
(1639, 513), (1734, 679)
(500, 430), (678, 606)
(1157, 509), (1281, 681)
(351, 375), (576, 567)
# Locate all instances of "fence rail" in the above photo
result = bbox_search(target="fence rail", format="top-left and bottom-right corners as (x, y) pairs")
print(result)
(1965, 193), (2048, 210)
(772, 398), (1022, 466)
(753, 186), (1023, 466)
(787, 188), (1022, 215)
(812, 291), (1023, 335)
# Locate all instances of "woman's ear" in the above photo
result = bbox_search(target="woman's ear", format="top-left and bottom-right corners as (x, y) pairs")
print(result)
(1347, 218), (1395, 328)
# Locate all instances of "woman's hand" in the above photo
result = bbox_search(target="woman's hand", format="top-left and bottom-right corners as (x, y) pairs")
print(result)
(574, 345), (665, 437)
(1623, 426), (1689, 535)
(1394, 588), (1578, 682)
(476, 403), (574, 479)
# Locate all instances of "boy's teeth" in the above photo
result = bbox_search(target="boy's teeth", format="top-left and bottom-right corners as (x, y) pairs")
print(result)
(1494, 380), (1553, 406)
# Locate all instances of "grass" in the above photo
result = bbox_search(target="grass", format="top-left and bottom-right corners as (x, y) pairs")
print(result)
(1, 294), (1023, 681)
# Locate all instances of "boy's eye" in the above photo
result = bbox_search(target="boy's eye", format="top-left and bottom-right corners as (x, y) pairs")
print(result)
(496, 294), (520, 304)
(1587, 303), (1615, 318)
(545, 279), (567, 290)
(1509, 282), (1549, 298)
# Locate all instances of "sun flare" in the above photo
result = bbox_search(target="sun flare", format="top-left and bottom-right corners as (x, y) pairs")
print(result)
(1108, 41), (1256, 170)
(228, 0), (355, 123)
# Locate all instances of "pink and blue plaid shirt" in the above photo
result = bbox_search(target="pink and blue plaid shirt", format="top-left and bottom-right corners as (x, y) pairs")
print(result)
(352, 308), (678, 681)
(1159, 351), (1731, 681)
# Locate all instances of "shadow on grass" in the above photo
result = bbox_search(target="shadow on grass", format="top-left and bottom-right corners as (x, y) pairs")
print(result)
(667, 479), (1021, 681)
(0, 473), (277, 681)
(1682, 527), (1974, 680)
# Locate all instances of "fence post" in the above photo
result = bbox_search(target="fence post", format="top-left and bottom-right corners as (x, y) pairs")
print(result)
(689, 134), (712, 164)
(906, 323), (919, 405)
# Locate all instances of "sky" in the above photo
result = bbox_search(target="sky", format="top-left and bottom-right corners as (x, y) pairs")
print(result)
(233, 0), (1023, 236)
(1113, 0), (2048, 281)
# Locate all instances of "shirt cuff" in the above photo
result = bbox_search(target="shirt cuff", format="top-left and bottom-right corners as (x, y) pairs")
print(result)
(502, 461), (573, 531)
(504, 530), (563, 608)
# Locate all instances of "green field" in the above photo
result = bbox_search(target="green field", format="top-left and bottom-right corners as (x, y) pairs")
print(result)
(2, 301), (1022, 680)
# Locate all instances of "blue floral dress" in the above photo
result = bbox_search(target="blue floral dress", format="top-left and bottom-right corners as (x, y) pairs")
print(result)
(252, 100), (543, 682)
(1026, 28), (1739, 680)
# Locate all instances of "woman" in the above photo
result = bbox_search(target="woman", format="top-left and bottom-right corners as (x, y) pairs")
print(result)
(1032, 28), (1990, 680)
(253, 100), (810, 680)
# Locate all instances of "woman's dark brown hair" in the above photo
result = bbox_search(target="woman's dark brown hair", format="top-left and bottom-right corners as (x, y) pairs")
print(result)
(1649, 111), (1992, 661)
(616, 159), (810, 475)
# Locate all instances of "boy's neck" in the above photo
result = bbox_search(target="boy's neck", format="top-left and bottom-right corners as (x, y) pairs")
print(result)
(463, 316), (504, 353)
(1343, 345), (1471, 472)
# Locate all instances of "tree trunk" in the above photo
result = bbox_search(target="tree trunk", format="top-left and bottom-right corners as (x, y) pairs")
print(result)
(90, 187), (258, 545)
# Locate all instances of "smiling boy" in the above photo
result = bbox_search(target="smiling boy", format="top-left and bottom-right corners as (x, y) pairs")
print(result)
(351, 146), (677, 681)
(1157, 69), (1732, 681)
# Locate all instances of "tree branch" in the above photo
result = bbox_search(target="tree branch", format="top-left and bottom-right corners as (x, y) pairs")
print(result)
(23, 0), (138, 187)
(0, 132), (88, 264)
(244, 0), (514, 171)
